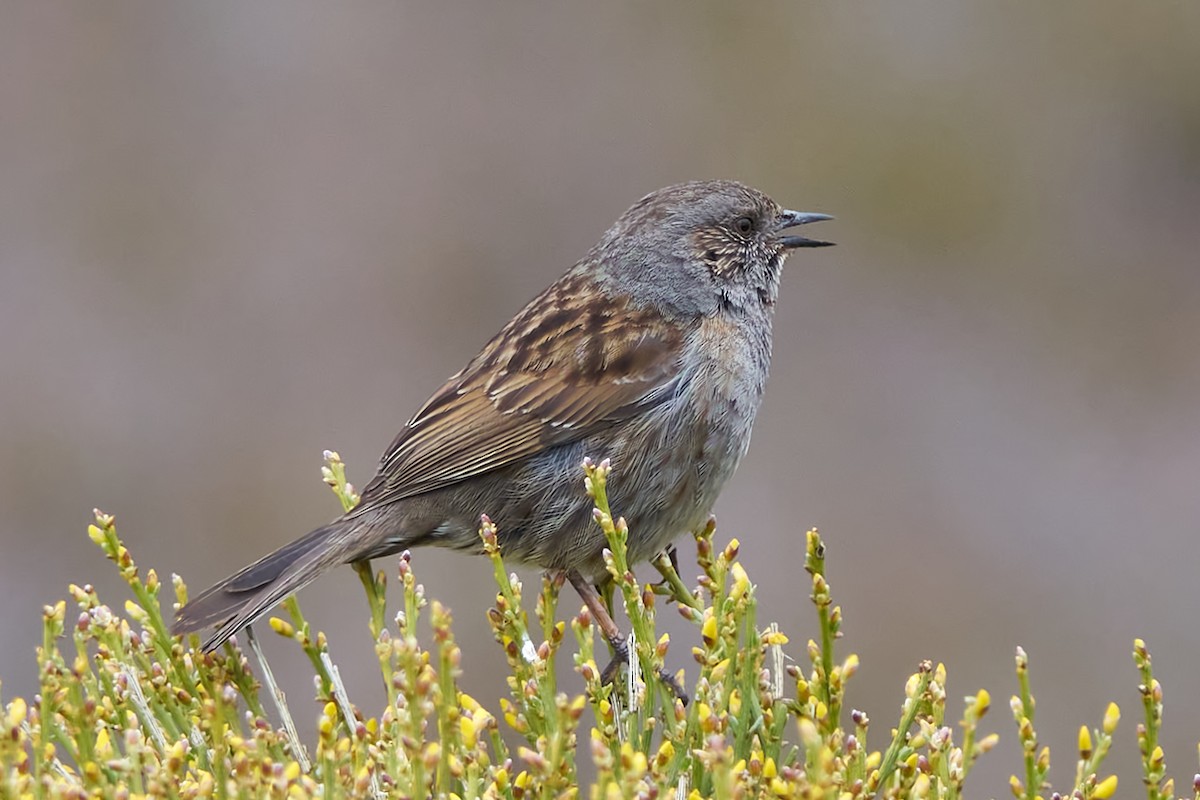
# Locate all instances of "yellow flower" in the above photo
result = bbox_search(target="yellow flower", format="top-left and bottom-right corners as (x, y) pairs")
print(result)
(1093, 775), (1118, 799)
(269, 617), (295, 637)
(1102, 702), (1120, 735)
(5, 697), (27, 729)
(459, 716), (477, 749)
(971, 688), (991, 717)
(1078, 725), (1092, 758)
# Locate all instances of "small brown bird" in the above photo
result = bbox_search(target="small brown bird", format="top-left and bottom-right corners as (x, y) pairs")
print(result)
(174, 180), (833, 679)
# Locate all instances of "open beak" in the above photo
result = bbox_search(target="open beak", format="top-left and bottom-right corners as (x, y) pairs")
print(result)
(777, 210), (835, 248)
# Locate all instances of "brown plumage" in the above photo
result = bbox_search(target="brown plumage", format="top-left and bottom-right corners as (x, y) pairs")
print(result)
(173, 180), (833, 656)
(363, 278), (684, 503)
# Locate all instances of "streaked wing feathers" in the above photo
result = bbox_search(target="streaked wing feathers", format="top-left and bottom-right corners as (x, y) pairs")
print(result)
(353, 277), (686, 509)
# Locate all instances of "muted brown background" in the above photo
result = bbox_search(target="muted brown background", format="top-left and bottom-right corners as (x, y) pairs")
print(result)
(3, 2), (1200, 793)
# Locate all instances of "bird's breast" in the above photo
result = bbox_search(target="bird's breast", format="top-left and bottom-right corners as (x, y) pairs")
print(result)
(687, 311), (771, 468)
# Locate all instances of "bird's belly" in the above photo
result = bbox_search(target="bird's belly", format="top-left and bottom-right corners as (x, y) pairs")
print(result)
(606, 342), (766, 567)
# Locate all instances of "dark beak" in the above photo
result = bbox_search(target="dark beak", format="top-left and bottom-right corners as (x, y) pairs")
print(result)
(778, 210), (835, 248)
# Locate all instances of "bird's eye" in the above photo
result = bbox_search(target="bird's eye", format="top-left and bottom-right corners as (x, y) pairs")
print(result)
(734, 216), (754, 235)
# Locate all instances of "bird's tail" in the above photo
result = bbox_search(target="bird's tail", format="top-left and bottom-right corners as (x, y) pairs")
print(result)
(172, 521), (354, 652)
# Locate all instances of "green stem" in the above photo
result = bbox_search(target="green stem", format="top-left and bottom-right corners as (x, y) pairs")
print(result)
(651, 551), (702, 614)
(874, 667), (932, 793)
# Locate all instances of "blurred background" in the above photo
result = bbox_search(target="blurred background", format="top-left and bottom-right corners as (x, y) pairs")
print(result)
(3, 2), (1199, 792)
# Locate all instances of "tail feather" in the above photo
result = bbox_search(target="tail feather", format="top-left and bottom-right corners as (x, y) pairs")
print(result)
(173, 523), (345, 652)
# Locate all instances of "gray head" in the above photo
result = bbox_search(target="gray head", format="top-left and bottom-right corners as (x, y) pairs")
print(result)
(587, 180), (833, 316)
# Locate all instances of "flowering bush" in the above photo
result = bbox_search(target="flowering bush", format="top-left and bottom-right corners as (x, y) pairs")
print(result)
(0, 454), (1185, 799)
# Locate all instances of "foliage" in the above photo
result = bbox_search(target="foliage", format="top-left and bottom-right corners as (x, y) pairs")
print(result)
(0, 454), (1193, 798)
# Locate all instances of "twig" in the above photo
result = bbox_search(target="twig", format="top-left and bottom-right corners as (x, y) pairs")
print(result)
(245, 626), (310, 773)
(120, 663), (167, 750)
(321, 651), (384, 800)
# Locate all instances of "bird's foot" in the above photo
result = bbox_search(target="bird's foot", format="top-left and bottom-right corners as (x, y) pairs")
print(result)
(566, 569), (689, 706)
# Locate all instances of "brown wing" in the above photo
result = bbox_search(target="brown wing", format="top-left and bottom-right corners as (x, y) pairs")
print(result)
(352, 274), (687, 510)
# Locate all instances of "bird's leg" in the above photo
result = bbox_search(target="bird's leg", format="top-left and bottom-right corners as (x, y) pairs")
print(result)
(566, 569), (687, 704)
(566, 570), (625, 656)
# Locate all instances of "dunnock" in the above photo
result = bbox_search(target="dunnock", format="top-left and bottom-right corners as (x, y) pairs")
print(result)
(174, 180), (833, 681)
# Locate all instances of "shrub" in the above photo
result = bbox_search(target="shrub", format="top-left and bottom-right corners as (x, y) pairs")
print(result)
(0, 454), (1187, 798)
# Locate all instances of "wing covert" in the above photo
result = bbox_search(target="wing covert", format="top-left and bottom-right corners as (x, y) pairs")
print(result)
(352, 278), (687, 510)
